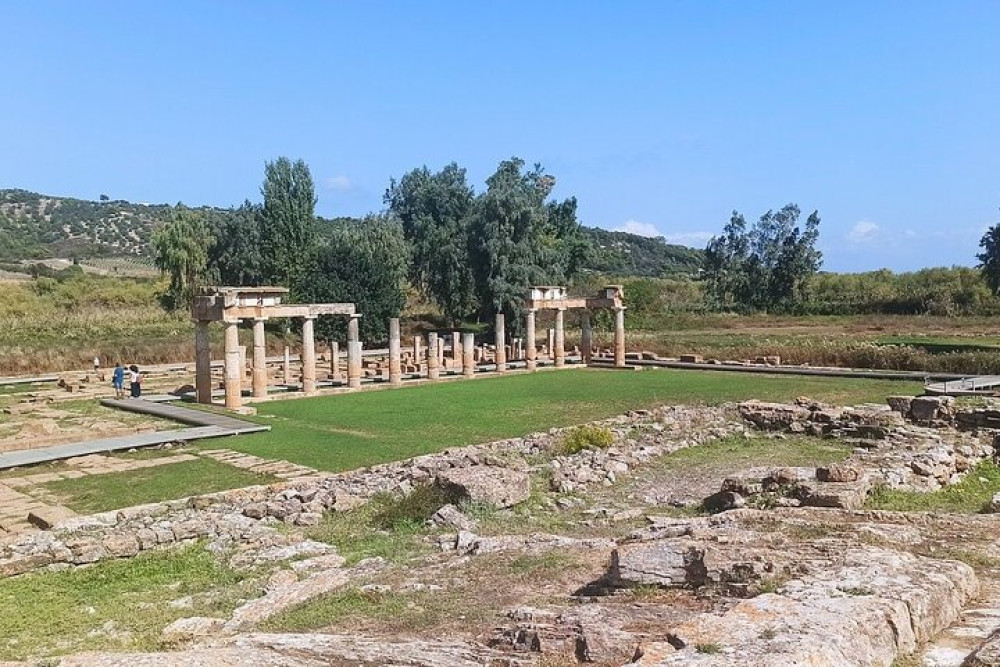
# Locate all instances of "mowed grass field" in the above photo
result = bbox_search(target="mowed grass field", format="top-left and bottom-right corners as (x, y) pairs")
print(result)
(201, 368), (920, 471)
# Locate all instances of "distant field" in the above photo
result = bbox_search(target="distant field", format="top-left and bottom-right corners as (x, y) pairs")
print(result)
(606, 314), (1000, 376)
(78, 256), (159, 278)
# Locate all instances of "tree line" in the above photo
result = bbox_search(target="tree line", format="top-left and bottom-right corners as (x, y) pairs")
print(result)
(152, 156), (587, 341)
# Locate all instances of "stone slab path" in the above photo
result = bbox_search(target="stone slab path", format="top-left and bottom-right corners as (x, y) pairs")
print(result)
(0, 483), (66, 535)
(200, 449), (320, 481)
(0, 400), (269, 470)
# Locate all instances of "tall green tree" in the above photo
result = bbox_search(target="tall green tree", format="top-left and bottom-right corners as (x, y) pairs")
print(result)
(208, 201), (264, 286)
(385, 163), (478, 323)
(703, 204), (821, 310)
(296, 214), (410, 344)
(259, 157), (316, 290)
(978, 212), (1000, 294)
(150, 205), (214, 309)
(468, 158), (583, 328)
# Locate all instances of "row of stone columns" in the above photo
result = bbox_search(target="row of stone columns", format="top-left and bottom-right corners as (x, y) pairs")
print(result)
(197, 312), (366, 409)
(200, 306), (626, 409)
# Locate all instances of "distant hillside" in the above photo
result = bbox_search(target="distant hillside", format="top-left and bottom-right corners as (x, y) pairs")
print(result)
(0, 189), (196, 260)
(581, 227), (704, 277)
(0, 189), (706, 277)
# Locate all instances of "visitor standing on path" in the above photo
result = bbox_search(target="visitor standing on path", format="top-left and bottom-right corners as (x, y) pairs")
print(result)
(93, 355), (104, 382)
(128, 364), (142, 399)
(112, 362), (125, 399)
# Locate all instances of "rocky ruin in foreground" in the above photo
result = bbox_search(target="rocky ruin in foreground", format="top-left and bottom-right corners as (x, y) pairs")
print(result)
(5, 395), (1000, 665)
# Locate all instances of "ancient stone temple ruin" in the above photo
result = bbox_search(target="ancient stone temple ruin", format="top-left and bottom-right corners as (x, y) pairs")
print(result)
(191, 284), (627, 410)
(524, 284), (627, 369)
(191, 287), (358, 409)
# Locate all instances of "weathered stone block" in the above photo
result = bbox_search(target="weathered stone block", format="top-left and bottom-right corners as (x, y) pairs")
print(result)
(886, 396), (913, 414)
(27, 506), (77, 530)
(799, 479), (871, 509)
(431, 503), (479, 531)
(816, 464), (861, 483)
(103, 534), (140, 558)
(436, 466), (531, 508)
(172, 519), (210, 541)
(160, 616), (225, 643)
(0, 554), (53, 577)
(65, 538), (105, 564)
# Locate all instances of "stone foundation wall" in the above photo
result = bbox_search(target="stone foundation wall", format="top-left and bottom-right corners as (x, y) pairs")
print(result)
(0, 405), (740, 579)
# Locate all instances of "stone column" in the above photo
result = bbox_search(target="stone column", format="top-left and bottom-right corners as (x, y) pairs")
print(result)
(224, 320), (242, 409)
(554, 308), (566, 368)
(413, 336), (421, 367)
(495, 313), (506, 373)
(330, 340), (340, 380)
(427, 332), (440, 380)
(525, 309), (537, 371)
(388, 318), (402, 386)
(581, 311), (593, 364)
(252, 317), (267, 399)
(452, 331), (462, 364)
(438, 336), (445, 366)
(347, 314), (362, 388)
(614, 306), (627, 368)
(348, 315), (360, 344)
(347, 342), (362, 388)
(283, 345), (291, 385)
(302, 316), (317, 394)
(547, 328), (555, 359)
(238, 345), (248, 388)
(462, 332), (475, 377)
(195, 320), (212, 404)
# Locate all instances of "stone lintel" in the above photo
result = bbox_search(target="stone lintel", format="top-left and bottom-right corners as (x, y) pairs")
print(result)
(224, 303), (356, 321)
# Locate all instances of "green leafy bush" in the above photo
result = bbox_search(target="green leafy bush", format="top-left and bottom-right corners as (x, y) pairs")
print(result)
(557, 425), (614, 455)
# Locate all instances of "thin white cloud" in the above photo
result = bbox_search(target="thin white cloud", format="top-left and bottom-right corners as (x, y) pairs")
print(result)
(614, 219), (661, 237)
(611, 220), (713, 246)
(663, 231), (713, 246)
(848, 220), (880, 243)
(324, 175), (353, 192)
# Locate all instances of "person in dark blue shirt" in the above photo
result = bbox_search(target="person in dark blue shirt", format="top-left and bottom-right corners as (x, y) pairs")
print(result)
(112, 362), (125, 399)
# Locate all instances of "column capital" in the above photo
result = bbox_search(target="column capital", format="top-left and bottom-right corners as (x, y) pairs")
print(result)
(303, 314), (317, 321)
(253, 316), (268, 323)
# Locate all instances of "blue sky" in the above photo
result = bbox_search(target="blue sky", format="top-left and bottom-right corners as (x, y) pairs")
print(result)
(2, 1), (998, 272)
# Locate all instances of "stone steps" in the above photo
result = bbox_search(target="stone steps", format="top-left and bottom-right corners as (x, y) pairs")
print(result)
(922, 581), (1000, 666)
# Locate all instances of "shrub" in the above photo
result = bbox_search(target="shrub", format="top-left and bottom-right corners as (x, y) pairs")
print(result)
(369, 484), (453, 530)
(557, 425), (614, 455)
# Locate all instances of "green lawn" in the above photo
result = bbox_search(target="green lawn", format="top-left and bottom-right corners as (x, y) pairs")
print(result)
(43, 458), (278, 513)
(207, 368), (919, 471)
(865, 460), (1000, 513)
(0, 544), (259, 660)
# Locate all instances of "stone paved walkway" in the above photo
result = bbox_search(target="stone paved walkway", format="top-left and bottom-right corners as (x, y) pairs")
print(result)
(0, 483), (61, 535)
(0, 448), (322, 537)
(200, 449), (321, 481)
(0, 452), (200, 536)
(1, 452), (199, 489)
